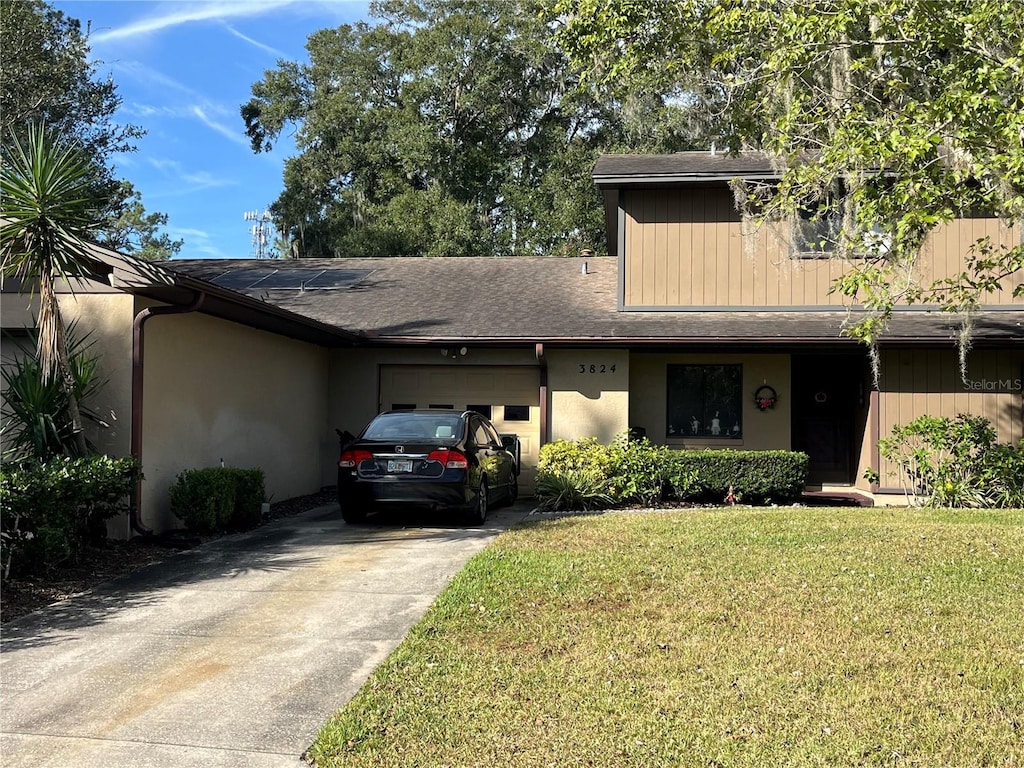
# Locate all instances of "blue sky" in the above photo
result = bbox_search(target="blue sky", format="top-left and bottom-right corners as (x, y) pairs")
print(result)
(50, 1), (371, 259)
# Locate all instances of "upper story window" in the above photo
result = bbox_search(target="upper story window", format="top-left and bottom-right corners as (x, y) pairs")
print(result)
(666, 364), (742, 439)
(792, 203), (892, 260)
(793, 204), (840, 258)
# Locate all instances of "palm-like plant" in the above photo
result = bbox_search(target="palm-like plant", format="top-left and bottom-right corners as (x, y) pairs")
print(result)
(1, 323), (106, 461)
(1, 123), (106, 456)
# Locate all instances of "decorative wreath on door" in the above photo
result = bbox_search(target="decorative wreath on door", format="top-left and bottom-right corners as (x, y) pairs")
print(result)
(754, 385), (778, 411)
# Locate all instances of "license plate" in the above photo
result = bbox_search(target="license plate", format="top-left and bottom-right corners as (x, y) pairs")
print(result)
(387, 459), (413, 473)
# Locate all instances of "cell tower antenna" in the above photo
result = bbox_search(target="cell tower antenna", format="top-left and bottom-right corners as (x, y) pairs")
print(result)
(243, 210), (275, 259)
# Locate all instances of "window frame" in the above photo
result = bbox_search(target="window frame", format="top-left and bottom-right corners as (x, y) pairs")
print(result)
(790, 198), (892, 260)
(792, 204), (841, 259)
(503, 405), (530, 422)
(666, 364), (743, 440)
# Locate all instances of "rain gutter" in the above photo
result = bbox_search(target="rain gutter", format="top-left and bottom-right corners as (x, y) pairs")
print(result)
(129, 291), (205, 536)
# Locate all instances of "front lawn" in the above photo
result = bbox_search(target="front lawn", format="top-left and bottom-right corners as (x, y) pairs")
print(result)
(309, 507), (1023, 767)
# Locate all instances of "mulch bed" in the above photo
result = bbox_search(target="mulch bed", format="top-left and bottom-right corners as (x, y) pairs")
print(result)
(0, 488), (337, 624)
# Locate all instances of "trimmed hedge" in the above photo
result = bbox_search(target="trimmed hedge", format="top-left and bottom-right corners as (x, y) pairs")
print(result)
(169, 466), (266, 533)
(537, 436), (808, 510)
(0, 456), (141, 578)
(666, 449), (809, 503)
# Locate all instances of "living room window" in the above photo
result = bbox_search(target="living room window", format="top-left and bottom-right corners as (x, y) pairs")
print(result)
(666, 364), (742, 439)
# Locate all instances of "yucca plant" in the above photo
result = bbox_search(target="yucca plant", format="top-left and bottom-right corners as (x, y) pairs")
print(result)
(1, 325), (106, 461)
(535, 469), (613, 512)
(1, 123), (107, 456)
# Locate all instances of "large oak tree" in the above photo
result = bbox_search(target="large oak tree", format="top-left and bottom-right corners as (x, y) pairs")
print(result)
(242, 0), (704, 258)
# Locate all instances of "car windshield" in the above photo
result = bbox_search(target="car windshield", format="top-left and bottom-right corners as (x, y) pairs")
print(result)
(363, 412), (463, 441)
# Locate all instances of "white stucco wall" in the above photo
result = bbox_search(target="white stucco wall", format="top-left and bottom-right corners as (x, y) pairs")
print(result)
(140, 303), (329, 532)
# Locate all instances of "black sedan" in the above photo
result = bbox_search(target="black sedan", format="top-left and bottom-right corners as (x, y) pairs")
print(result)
(337, 409), (520, 524)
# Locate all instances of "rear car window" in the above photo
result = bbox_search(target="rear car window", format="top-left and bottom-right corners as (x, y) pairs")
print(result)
(364, 412), (462, 440)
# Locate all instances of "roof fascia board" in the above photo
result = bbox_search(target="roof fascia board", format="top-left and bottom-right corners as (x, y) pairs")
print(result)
(356, 335), (1019, 347)
(594, 173), (778, 186)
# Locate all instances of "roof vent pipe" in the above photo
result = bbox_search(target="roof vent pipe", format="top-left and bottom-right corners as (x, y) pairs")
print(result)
(130, 291), (205, 536)
(710, 142), (717, 156)
(581, 261), (588, 275)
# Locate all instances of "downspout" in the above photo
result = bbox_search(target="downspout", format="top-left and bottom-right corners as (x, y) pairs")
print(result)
(536, 343), (548, 447)
(130, 292), (205, 536)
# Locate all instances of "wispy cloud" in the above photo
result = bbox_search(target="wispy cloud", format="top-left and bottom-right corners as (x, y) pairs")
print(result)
(110, 61), (251, 147)
(224, 24), (287, 58)
(111, 60), (209, 101)
(190, 106), (252, 149)
(148, 158), (236, 194)
(90, 1), (301, 44)
(170, 227), (213, 238)
(166, 226), (237, 259)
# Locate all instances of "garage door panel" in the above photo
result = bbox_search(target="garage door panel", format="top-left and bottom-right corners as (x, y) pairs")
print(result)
(503, 371), (540, 391)
(391, 371), (420, 390)
(464, 371), (497, 390)
(427, 371), (458, 390)
(380, 365), (540, 494)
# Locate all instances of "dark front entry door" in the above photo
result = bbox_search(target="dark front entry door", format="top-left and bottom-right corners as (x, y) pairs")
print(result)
(791, 355), (866, 485)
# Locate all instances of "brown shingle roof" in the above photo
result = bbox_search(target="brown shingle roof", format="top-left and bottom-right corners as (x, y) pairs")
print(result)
(593, 151), (783, 184)
(165, 257), (1022, 346)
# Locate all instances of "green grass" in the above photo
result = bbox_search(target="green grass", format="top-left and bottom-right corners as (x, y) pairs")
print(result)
(309, 507), (1024, 767)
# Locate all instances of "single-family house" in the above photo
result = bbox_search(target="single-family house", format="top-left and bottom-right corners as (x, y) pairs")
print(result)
(2, 151), (1020, 534)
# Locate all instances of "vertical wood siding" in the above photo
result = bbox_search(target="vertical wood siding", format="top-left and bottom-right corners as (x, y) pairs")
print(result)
(621, 188), (1023, 308)
(875, 348), (1024, 488)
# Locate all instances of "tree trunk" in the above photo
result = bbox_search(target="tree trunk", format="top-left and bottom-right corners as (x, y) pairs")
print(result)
(54, 312), (88, 456)
(61, 360), (89, 456)
(40, 271), (89, 455)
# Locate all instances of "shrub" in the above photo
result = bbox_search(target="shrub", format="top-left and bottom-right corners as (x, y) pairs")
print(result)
(535, 469), (613, 512)
(169, 468), (235, 533)
(665, 450), (809, 504)
(169, 466), (266, 533)
(880, 414), (1023, 508)
(227, 468), (267, 530)
(980, 440), (1024, 509)
(0, 456), (140, 578)
(536, 435), (809, 509)
(537, 438), (615, 477)
(607, 435), (672, 506)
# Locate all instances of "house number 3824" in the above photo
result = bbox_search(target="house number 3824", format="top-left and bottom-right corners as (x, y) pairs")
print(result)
(578, 364), (617, 374)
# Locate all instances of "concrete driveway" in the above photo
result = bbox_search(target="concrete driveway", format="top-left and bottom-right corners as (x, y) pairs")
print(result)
(0, 500), (531, 768)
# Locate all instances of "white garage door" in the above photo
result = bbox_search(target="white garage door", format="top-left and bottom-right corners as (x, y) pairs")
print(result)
(379, 365), (541, 494)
